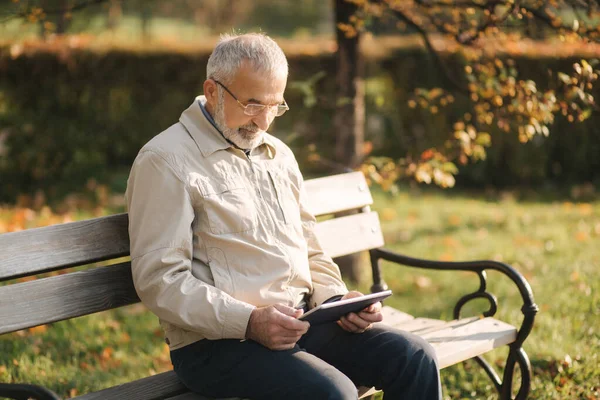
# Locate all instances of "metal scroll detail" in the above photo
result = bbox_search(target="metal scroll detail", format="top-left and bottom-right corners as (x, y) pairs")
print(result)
(452, 270), (499, 320)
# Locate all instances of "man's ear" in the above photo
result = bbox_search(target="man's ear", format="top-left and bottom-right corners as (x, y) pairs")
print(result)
(203, 79), (218, 107)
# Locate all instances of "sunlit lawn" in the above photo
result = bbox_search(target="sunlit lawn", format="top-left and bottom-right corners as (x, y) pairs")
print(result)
(0, 187), (598, 399)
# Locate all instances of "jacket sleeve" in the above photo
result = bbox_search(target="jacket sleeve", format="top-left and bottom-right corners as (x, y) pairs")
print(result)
(126, 149), (255, 340)
(296, 172), (349, 309)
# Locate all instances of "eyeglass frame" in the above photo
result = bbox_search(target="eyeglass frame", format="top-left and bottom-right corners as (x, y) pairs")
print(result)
(213, 79), (290, 117)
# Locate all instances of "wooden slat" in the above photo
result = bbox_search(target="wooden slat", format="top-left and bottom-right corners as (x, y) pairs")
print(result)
(166, 387), (377, 399)
(423, 318), (517, 369)
(0, 262), (139, 335)
(379, 307), (518, 370)
(75, 371), (187, 400)
(378, 306), (414, 326)
(358, 386), (380, 398)
(164, 393), (217, 400)
(391, 317), (448, 333)
(0, 213), (129, 282)
(315, 212), (384, 258)
(84, 376), (375, 400)
(304, 172), (373, 217)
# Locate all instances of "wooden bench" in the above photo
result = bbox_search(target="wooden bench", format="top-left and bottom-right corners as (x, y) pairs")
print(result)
(0, 171), (538, 400)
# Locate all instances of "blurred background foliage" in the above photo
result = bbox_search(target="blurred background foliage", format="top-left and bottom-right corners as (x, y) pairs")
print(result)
(0, 0), (598, 207)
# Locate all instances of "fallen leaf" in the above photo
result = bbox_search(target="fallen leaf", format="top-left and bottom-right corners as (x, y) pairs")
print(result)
(414, 275), (432, 289)
(80, 361), (93, 371)
(28, 325), (47, 334)
(570, 271), (580, 282)
(439, 253), (454, 261)
(578, 203), (593, 216)
(120, 332), (131, 343)
(575, 231), (588, 241)
(105, 319), (121, 330)
(442, 236), (459, 248)
(381, 208), (397, 221)
(101, 347), (113, 361)
(448, 215), (461, 226)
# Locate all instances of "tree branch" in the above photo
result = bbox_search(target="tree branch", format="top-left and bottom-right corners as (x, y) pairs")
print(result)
(521, 4), (600, 41)
(455, 2), (517, 45)
(1, 0), (108, 23)
(388, 7), (469, 94)
(414, 0), (505, 10)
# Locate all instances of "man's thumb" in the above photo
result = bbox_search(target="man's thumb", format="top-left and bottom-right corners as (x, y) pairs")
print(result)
(273, 303), (303, 318)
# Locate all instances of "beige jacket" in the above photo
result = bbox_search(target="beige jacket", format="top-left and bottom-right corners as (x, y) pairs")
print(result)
(126, 96), (348, 350)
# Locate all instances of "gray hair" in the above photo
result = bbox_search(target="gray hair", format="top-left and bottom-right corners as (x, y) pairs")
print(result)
(206, 33), (288, 84)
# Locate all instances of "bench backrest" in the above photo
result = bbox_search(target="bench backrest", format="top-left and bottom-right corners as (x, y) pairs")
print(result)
(0, 172), (384, 335)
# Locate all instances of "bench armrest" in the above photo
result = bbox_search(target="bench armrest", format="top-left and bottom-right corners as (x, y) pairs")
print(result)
(0, 383), (61, 400)
(369, 247), (539, 348)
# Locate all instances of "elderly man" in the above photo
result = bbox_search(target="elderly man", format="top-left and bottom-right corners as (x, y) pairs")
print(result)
(126, 33), (442, 400)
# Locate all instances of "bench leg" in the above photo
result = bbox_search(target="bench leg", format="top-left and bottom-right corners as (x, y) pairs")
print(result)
(499, 345), (532, 400)
(473, 356), (502, 393)
(473, 345), (532, 400)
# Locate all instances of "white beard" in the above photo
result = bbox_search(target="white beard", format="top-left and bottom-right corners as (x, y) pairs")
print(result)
(213, 89), (264, 150)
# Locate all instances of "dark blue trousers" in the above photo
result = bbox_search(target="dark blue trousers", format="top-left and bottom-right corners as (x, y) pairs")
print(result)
(170, 323), (442, 400)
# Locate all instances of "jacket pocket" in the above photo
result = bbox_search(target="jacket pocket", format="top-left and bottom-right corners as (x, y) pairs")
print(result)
(199, 179), (258, 235)
(269, 170), (300, 226)
(267, 170), (288, 225)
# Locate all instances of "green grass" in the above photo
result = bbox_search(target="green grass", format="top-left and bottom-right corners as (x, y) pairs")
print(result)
(1, 188), (599, 399)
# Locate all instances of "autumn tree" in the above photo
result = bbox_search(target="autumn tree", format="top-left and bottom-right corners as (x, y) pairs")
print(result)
(334, 0), (599, 191)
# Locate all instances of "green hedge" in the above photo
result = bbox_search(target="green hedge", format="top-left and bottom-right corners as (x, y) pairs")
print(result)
(0, 45), (598, 204)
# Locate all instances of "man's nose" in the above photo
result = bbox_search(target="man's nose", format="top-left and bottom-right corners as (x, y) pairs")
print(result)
(252, 108), (276, 131)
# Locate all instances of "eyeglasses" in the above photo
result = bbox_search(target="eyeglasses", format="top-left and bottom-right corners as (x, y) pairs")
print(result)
(214, 80), (289, 117)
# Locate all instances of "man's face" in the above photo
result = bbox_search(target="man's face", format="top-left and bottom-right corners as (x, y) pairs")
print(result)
(205, 61), (287, 150)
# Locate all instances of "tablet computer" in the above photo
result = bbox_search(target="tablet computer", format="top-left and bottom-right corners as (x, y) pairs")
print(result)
(298, 290), (392, 325)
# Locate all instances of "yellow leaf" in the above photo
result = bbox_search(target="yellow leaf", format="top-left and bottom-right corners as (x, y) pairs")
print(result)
(442, 236), (459, 248)
(448, 215), (461, 226)
(101, 347), (113, 361)
(414, 275), (432, 289)
(575, 231), (588, 242)
(106, 319), (121, 330)
(577, 203), (593, 216)
(570, 271), (580, 282)
(120, 332), (131, 343)
(439, 253), (454, 261)
(79, 361), (93, 371)
(0, 365), (6, 375)
(381, 208), (397, 221)
(69, 388), (78, 398)
(28, 325), (47, 334)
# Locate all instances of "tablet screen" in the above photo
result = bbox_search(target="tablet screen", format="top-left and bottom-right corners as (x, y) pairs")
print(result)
(299, 290), (392, 325)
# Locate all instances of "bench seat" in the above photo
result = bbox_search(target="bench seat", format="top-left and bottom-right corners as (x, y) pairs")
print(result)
(73, 306), (518, 400)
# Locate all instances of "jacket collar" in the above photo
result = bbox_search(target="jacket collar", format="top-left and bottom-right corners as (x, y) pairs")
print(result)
(179, 96), (277, 158)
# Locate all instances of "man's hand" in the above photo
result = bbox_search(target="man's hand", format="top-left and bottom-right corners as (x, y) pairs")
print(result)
(245, 304), (310, 350)
(337, 291), (384, 333)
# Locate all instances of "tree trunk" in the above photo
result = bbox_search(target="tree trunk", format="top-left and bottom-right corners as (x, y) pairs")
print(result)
(107, 0), (122, 31)
(55, 0), (70, 34)
(332, 0), (365, 284)
(333, 0), (365, 168)
(140, 4), (152, 41)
